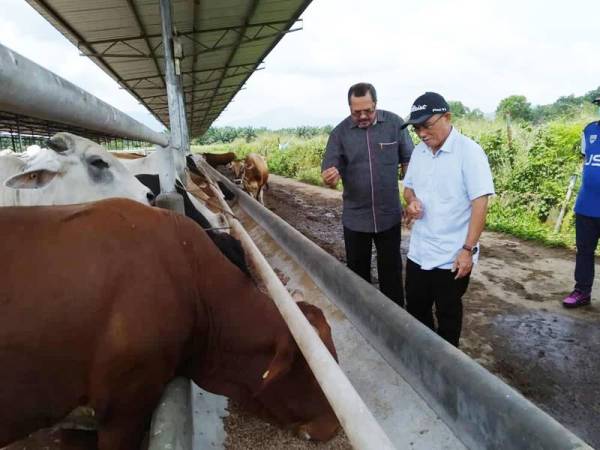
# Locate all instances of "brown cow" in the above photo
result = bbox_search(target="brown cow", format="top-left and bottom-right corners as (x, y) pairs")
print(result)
(202, 151), (236, 168)
(230, 152), (269, 204)
(0, 199), (339, 449)
(111, 152), (146, 160)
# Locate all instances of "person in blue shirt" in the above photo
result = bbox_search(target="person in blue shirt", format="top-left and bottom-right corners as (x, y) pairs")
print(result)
(563, 96), (600, 308)
(401, 92), (495, 347)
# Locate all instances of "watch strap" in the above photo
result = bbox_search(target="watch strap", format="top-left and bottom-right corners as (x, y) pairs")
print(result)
(462, 244), (478, 255)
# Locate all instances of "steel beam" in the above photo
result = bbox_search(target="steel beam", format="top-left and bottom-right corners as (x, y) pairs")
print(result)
(122, 63), (259, 83)
(141, 83), (239, 101)
(189, 0), (200, 133)
(196, 0), (259, 129)
(81, 20), (293, 47)
(125, 0), (165, 88)
(159, 0), (189, 194)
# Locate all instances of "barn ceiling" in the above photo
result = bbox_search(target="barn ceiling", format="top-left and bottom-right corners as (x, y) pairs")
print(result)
(24, 0), (311, 138)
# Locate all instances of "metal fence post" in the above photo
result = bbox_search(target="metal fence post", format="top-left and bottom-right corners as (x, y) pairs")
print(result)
(554, 173), (578, 233)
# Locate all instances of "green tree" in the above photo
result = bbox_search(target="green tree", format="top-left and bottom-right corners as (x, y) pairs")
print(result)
(465, 108), (484, 120)
(448, 100), (468, 118)
(449, 101), (484, 120)
(496, 95), (533, 122)
(583, 86), (600, 103)
(241, 126), (257, 142)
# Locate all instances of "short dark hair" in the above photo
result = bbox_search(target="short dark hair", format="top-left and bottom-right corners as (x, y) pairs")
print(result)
(348, 83), (377, 104)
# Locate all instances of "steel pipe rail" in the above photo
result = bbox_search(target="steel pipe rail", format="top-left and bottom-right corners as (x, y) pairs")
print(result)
(0, 43), (168, 146)
(198, 161), (396, 450)
(211, 170), (591, 450)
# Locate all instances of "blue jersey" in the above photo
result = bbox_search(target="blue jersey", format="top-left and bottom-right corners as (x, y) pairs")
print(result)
(575, 121), (600, 217)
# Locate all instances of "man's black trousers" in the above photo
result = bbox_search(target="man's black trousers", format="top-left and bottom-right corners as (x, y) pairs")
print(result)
(575, 213), (600, 295)
(405, 258), (470, 347)
(343, 223), (404, 307)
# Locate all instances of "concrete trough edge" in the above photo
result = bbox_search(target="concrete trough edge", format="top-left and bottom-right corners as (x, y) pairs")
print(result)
(148, 377), (194, 450)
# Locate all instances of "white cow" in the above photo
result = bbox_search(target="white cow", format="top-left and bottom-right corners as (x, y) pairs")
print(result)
(119, 145), (187, 182)
(21, 144), (43, 160)
(119, 147), (227, 231)
(0, 132), (154, 206)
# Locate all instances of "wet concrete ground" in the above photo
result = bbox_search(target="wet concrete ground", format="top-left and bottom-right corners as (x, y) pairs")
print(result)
(263, 174), (600, 448)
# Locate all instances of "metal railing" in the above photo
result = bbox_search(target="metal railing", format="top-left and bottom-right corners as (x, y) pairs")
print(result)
(0, 43), (168, 147)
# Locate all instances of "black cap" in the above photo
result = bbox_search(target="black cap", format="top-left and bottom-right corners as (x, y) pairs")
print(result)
(593, 96), (600, 105)
(401, 92), (450, 129)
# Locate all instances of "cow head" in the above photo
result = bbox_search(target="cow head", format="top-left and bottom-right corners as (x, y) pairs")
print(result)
(228, 160), (245, 184)
(191, 299), (340, 441)
(4, 132), (154, 205)
(254, 302), (340, 441)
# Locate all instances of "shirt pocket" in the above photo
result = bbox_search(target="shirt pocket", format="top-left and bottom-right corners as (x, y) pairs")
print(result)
(377, 141), (398, 165)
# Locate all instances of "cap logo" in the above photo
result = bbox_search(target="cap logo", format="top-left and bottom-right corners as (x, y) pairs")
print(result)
(432, 107), (448, 112)
(591, 134), (597, 144)
(411, 104), (427, 112)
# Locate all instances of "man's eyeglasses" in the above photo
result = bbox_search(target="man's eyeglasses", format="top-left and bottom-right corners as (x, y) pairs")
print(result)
(412, 114), (444, 131)
(351, 107), (376, 118)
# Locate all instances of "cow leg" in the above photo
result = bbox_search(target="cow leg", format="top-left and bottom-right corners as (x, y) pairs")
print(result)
(258, 187), (264, 204)
(98, 416), (147, 450)
(96, 382), (164, 450)
(90, 359), (170, 450)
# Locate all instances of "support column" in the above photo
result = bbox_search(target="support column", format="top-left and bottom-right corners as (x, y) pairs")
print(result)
(158, 0), (185, 212)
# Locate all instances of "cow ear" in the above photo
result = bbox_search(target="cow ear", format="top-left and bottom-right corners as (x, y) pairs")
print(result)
(246, 163), (254, 170)
(297, 302), (338, 362)
(4, 169), (58, 189)
(257, 335), (296, 393)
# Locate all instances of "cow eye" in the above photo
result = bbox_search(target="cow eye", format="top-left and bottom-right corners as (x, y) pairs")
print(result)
(89, 157), (109, 170)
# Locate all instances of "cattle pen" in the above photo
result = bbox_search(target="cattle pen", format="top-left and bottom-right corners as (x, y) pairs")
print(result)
(0, 0), (594, 449)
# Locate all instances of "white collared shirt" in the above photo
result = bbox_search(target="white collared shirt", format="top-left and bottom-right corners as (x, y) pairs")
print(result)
(403, 127), (495, 270)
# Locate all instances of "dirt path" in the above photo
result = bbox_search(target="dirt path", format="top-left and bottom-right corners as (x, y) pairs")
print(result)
(264, 174), (600, 448)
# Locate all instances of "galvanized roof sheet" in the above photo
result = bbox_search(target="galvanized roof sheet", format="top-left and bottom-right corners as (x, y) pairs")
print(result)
(24, 0), (311, 137)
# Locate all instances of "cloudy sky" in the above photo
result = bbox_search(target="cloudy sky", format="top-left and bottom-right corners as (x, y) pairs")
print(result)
(1, 0), (599, 131)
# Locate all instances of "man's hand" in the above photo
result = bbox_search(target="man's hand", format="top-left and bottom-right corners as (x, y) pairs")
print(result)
(321, 166), (340, 187)
(404, 198), (424, 227)
(406, 199), (424, 219)
(452, 249), (473, 279)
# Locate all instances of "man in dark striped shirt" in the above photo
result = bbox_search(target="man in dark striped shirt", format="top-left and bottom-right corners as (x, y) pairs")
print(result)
(321, 82), (414, 307)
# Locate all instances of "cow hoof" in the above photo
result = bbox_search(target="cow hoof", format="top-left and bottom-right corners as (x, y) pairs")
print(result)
(298, 430), (311, 440)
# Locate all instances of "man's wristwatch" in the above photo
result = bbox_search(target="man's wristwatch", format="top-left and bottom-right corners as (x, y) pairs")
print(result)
(462, 244), (478, 255)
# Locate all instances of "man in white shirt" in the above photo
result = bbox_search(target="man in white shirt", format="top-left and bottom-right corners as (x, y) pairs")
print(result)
(401, 92), (495, 347)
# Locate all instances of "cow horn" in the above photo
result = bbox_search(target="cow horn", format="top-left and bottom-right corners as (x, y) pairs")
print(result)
(47, 135), (69, 153)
